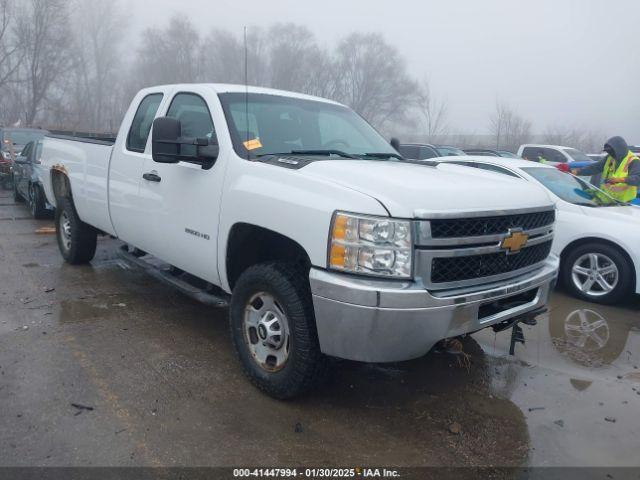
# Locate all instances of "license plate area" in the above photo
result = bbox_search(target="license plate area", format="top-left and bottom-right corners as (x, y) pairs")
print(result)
(478, 288), (538, 321)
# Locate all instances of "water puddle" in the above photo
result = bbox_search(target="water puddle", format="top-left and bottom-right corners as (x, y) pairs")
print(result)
(474, 292), (640, 466)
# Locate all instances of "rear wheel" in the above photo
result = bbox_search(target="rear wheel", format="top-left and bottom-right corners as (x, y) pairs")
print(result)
(55, 196), (97, 264)
(562, 243), (633, 305)
(29, 184), (49, 219)
(229, 262), (329, 399)
(13, 176), (24, 202)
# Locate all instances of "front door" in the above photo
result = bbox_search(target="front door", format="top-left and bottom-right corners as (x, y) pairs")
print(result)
(138, 88), (226, 286)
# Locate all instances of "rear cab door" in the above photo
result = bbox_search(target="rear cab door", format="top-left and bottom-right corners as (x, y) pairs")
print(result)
(109, 88), (167, 250)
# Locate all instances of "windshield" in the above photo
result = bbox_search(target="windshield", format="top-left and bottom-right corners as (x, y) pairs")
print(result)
(564, 148), (592, 162)
(498, 151), (518, 158)
(436, 146), (467, 157)
(522, 167), (619, 207)
(2, 130), (44, 148)
(218, 93), (397, 159)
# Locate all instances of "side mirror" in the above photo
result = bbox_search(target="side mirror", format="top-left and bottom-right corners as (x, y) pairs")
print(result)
(13, 157), (27, 165)
(390, 137), (401, 151)
(152, 117), (219, 169)
(152, 117), (181, 164)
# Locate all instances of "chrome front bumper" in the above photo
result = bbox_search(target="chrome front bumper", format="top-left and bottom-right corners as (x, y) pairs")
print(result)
(310, 255), (559, 362)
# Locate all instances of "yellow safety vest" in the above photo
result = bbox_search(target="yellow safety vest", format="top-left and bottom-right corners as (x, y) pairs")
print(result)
(601, 151), (638, 202)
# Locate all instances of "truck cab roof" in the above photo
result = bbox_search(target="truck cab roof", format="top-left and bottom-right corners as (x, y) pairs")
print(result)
(139, 83), (345, 107)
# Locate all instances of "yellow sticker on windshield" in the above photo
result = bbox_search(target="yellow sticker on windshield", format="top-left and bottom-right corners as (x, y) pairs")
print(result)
(243, 138), (262, 150)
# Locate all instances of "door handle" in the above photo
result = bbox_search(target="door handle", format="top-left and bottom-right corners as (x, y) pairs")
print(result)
(142, 172), (161, 183)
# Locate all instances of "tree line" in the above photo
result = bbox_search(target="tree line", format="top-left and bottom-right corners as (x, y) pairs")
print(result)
(0, 0), (605, 153)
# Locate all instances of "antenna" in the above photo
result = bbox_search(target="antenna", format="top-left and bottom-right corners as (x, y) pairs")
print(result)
(244, 26), (249, 160)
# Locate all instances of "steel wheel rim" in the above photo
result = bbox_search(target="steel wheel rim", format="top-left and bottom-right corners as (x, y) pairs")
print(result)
(59, 211), (72, 252)
(243, 292), (290, 372)
(571, 253), (619, 297)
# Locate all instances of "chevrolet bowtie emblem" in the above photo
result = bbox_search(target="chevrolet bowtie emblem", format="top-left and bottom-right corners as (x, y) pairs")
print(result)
(500, 230), (529, 254)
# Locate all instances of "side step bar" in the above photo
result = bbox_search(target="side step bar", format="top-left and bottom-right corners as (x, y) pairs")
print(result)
(117, 245), (230, 307)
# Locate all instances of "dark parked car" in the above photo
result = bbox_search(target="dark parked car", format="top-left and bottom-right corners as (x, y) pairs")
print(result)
(1, 127), (47, 189)
(434, 145), (467, 157)
(496, 150), (520, 158)
(463, 148), (500, 156)
(12, 139), (53, 219)
(397, 143), (441, 160)
(463, 149), (521, 158)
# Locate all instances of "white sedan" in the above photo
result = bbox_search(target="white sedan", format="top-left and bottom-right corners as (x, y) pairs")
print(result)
(436, 157), (640, 304)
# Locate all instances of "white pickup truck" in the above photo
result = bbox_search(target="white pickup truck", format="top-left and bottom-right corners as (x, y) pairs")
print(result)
(41, 84), (559, 398)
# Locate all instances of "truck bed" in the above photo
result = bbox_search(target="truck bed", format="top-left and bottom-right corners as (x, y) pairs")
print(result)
(41, 134), (116, 236)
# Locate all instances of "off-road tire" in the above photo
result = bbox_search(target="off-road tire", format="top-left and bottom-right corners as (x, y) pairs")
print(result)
(29, 184), (49, 219)
(230, 262), (330, 399)
(55, 196), (97, 264)
(561, 242), (633, 305)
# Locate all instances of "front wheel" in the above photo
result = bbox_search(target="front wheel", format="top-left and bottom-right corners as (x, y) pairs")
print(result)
(561, 243), (633, 305)
(229, 262), (329, 399)
(55, 197), (97, 264)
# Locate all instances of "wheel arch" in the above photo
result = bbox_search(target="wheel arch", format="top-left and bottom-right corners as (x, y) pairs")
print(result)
(559, 236), (636, 291)
(50, 168), (72, 203)
(225, 223), (312, 291)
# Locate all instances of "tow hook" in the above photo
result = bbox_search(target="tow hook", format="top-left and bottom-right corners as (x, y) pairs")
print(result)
(492, 307), (547, 355)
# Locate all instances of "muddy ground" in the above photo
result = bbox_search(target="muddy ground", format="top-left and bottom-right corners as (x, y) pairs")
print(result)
(1, 188), (639, 472)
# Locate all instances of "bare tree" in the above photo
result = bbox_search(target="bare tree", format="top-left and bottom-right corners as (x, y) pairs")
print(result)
(543, 125), (606, 153)
(414, 78), (448, 141)
(489, 101), (532, 152)
(0, 0), (20, 89)
(265, 23), (337, 97)
(203, 27), (269, 86)
(333, 33), (419, 129)
(135, 15), (203, 88)
(13, 0), (74, 125)
(71, 0), (127, 131)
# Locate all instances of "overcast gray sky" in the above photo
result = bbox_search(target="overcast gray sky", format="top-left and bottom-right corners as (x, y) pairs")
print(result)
(124, 0), (639, 145)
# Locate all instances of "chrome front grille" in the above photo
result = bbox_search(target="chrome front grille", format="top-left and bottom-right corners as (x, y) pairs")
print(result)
(429, 210), (555, 238)
(415, 207), (555, 289)
(431, 240), (553, 283)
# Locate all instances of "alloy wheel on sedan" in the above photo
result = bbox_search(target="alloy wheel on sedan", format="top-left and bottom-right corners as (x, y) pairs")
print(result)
(571, 253), (619, 297)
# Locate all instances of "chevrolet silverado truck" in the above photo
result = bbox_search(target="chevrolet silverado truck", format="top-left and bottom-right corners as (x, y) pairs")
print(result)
(40, 84), (559, 398)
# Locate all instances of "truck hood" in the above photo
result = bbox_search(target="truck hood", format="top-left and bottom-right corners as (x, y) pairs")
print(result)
(301, 160), (553, 217)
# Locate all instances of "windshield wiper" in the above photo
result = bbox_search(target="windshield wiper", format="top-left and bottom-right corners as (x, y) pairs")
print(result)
(290, 149), (359, 159)
(255, 150), (358, 159)
(360, 152), (404, 160)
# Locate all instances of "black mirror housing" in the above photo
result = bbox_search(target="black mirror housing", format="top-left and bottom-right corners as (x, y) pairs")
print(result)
(152, 117), (181, 164)
(152, 117), (219, 169)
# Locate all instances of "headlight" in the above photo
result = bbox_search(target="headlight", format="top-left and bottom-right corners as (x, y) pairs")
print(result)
(328, 212), (412, 278)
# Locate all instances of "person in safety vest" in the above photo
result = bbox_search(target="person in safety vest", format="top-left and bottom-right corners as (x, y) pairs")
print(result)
(576, 136), (640, 203)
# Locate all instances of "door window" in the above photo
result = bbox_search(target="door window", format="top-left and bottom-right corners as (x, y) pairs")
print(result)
(126, 93), (163, 153)
(541, 148), (566, 163)
(166, 93), (217, 157)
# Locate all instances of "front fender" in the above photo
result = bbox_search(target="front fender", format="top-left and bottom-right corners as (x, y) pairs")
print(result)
(217, 161), (388, 292)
